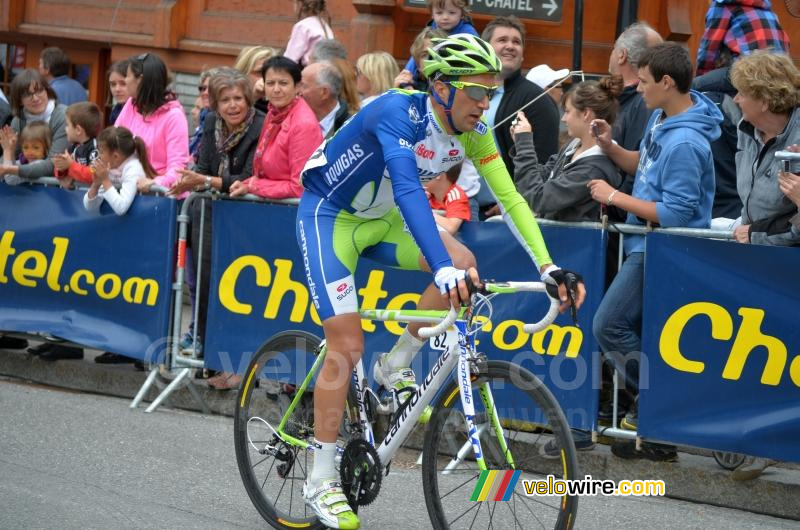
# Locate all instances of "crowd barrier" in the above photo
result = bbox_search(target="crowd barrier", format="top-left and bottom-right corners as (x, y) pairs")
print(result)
(1, 181), (797, 462)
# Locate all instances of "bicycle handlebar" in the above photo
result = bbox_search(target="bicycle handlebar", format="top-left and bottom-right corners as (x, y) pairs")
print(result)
(418, 305), (459, 339)
(416, 280), (562, 339)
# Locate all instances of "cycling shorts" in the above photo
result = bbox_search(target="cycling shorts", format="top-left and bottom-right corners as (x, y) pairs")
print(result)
(296, 191), (423, 321)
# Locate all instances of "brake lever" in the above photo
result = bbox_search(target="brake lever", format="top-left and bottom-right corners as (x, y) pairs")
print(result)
(568, 285), (579, 327)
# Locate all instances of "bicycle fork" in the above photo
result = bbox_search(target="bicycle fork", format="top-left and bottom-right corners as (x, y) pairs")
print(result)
(451, 321), (515, 472)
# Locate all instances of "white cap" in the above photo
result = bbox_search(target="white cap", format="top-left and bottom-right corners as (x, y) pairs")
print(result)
(525, 64), (570, 90)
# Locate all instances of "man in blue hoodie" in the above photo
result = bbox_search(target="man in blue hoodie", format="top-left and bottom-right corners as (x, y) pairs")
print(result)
(586, 42), (723, 460)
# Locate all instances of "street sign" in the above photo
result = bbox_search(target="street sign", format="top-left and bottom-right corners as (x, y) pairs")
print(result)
(404, 0), (562, 23)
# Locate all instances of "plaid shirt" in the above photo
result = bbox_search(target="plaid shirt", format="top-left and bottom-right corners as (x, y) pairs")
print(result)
(696, 0), (791, 75)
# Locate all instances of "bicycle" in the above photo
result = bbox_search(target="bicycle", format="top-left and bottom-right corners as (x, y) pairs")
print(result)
(234, 280), (579, 529)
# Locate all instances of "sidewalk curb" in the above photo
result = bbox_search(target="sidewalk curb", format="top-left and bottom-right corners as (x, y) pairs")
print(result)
(2, 347), (798, 521)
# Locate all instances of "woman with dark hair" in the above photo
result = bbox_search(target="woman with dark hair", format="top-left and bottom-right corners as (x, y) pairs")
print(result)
(511, 77), (624, 221)
(115, 52), (190, 192)
(107, 60), (129, 126)
(0, 69), (69, 180)
(229, 56), (321, 200)
(168, 68), (266, 382)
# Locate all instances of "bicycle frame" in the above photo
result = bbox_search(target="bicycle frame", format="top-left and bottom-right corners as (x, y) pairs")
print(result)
(267, 281), (559, 472)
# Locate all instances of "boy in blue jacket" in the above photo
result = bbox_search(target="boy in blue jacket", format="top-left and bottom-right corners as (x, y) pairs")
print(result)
(586, 42), (723, 461)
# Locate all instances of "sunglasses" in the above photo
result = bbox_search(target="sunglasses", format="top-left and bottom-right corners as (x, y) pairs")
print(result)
(447, 80), (498, 102)
(136, 52), (150, 62)
(198, 85), (209, 93)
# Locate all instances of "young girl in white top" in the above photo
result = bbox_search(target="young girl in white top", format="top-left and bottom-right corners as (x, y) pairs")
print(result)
(284, 0), (334, 67)
(84, 126), (156, 215)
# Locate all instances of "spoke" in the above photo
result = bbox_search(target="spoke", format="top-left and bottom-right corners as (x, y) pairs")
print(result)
(510, 490), (561, 511)
(504, 494), (526, 529)
(439, 473), (480, 500)
(468, 500), (482, 529)
(488, 499), (497, 529)
(251, 452), (273, 470)
(509, 491), (548, 529)
(275, 469), (288, 505)
(448, 500), (482, 527)
(260, 455), (278, 490)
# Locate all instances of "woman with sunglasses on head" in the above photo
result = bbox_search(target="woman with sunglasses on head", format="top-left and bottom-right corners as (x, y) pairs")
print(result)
(0, 69), (69, 180)
(115, 52), (190, 193)
(295, 34), (586, 530)
(189, 67), (221, 162)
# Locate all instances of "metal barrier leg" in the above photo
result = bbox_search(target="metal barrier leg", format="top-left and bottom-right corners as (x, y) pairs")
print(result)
(130, 367), (160, 409)
(144, 367), (192, 413)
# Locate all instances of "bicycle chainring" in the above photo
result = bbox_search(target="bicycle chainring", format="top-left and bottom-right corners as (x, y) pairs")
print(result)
(340, 439), (382, 507)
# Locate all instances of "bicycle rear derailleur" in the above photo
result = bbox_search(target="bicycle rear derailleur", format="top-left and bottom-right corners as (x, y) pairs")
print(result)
(340, 439), (382, 508)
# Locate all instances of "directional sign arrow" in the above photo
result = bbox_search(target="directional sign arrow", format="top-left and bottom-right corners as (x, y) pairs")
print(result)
(543, 0), (558, 17)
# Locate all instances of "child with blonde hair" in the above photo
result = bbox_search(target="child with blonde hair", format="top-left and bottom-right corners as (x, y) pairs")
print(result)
(1, 120), (51, 184)
(398, 0), (477, 84)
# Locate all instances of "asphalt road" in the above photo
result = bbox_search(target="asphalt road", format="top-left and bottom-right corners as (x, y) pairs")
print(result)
(0, 377), (797, 530)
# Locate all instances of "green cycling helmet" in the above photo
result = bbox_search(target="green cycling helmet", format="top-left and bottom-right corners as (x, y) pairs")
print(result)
(422, 33), (502, 79)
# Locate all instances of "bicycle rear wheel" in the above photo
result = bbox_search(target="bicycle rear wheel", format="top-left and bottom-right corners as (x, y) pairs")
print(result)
(234, 330), (359, 529)
(422, 360), (579, 530)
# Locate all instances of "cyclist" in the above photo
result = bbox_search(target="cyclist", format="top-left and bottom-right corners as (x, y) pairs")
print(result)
(297, 34), (585, 529)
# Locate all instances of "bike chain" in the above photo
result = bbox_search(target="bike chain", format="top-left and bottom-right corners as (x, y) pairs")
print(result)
(340, 439), (382, 507)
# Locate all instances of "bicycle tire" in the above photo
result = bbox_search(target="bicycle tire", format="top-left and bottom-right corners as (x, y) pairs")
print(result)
(421, 360), (579, 530)
(234, 330), (359, 529)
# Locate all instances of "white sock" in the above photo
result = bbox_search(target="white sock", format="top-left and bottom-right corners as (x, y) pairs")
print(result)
(383, 327), (425, 370)
(308, 439), (338, 488)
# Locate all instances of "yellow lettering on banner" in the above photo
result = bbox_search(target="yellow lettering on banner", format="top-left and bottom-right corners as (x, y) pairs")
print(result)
(46, 237), (68, 292)
(123, 277), (159, 306)
(660, 302), (733, 374)
(531, 325), (582, 358)
(12, 250), (47, 287)
(96, 273), (122, 299)
(789, 355), (800, 387)
(70, 269), (94, 295)
(218, 255), (272, 315)
(358, 270), (389, 332)
(493, 320), (528, 350)
(0, 231), (17, 283)
(385, 293), (420, 335)
(723, 308), (787, 386)
(264, 259), (308, 323)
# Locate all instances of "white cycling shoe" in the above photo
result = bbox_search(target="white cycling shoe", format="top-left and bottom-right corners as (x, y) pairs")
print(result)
(302, 478), (360, 529)
(373, 354), (418, 394)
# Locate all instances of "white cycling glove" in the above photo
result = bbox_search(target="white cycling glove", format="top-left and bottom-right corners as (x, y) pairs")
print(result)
(434, 266), (466, 295)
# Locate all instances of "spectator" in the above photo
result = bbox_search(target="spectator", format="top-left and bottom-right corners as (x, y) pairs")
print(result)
(512, 78), (623, 222)
(52, 102), (102, 187)
(526, 64), (570, 107)
(608, 21), (663, 202)
(329, 57), (360, 117)
(107, 60), (129, 126)
(285, 0), (334, 68)
(84, 126), (156, 216)
(308, 38), (348, 63)
(482, 16), (560, 180)
(0, 69), (69, 181)
(233, 46), (278, 113)
(394, 27), (448, 92)
(356, 51), (399, 106)
(692, 64), (743, 219)
(588, 42), (722, 461)
(696, 0), (791, 76)
(398, 0), (478, 84)
(730, 52), (800, 246)
(2, 120), (51, 185)
(230, 56), (321, 200)
(115, 53), (190, 193)
(0, 89), (11, 127)
(425, 163), (471, 234)
(168, 67), (266, 377)
(300, 60), (351, 139)
(38, 47), (87, 105)
(189, 67), (220, 162)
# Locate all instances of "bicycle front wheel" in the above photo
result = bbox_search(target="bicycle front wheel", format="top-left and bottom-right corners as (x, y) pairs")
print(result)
(234, 330), (359, 529)
(422, 360), (579, 530)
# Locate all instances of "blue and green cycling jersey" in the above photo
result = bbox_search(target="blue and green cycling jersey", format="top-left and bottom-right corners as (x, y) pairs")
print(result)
(300, 89), (552, 274)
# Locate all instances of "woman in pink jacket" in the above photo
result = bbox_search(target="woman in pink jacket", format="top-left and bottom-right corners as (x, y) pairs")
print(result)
(115, 52), (190, 192)
(230, 56), (322, 200)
